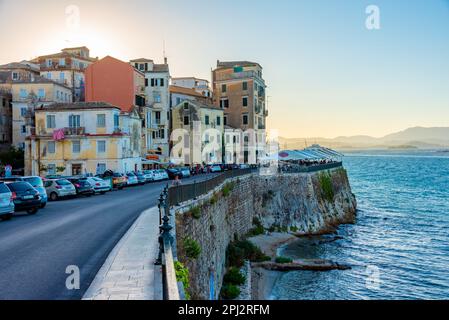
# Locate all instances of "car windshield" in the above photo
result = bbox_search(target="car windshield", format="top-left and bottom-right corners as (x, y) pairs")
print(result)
(24, 177), (43, 187)
(113, 173), (122, 177)
(0, 183), (10, 193)
(93, 177), (103, 182)
(7, 182), (34, 192)
(56, 179), (72, 186)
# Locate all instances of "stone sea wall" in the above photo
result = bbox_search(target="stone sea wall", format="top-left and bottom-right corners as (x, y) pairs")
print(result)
(174, 167), (357, 300)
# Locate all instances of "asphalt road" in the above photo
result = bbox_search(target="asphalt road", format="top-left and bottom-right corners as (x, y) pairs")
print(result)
(0, 174), (218, 300)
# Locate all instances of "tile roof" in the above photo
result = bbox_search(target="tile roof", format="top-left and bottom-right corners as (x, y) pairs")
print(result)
(216, 60), (261, 69)
(175, 98), (221, 111)
(169, 85), (206, 98)
(130, 58), (154, 63)
(35, 102), (120, 112)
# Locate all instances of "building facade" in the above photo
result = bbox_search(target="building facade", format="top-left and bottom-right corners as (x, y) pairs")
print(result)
(212, 61), (267, 163)
(129, 58), (170, 162)
(0, 89), (12, 151)
(0, 71), (73, 150)
(171, 77), (212, 98)
(171, 100), (224, 165)
(31, 46), (97, 102)
(25, 102), (142, 176)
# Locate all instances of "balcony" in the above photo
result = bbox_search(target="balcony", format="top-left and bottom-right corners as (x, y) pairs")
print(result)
(214, 70), (265, 83)
(64, 127), (86, 135)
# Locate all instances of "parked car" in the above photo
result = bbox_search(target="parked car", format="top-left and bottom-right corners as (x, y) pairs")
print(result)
(125, 172), (139, 186)
(157, 169), (169, 181)
(166, 168), (182, 180)
(239, 164), (250, 169)
(84, 177), (111, 194)
(142, 170), (155, 182)
(0, 176), (48, 208)
(180, 167), (191, 178)
(44, 179), (77, 201)
(135, 172), (146, 185)
(97, 170), (126, 190)
(66, 177), (95, 197)
(210, 164), (223, 173)
(0, 182), (14, 221)
(5, 181), (41, 214)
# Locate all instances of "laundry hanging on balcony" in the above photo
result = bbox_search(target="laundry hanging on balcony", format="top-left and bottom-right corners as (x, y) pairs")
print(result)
(52, 128), (65, 141)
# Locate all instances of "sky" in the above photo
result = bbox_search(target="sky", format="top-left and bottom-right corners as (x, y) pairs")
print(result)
(0, 0), (448, 138)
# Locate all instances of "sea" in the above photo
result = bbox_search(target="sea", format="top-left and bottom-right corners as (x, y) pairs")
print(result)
(271, 150), (449, 300)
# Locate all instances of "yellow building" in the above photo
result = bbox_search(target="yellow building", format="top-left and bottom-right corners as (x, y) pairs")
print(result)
(25, 102), (142, 176)
(171, 100), (224, 165)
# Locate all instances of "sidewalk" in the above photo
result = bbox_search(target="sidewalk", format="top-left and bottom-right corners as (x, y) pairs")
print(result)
(83, 207), (162, 300)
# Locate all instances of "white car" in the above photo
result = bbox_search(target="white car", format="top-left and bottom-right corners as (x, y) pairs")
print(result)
(125, 173), (139, 186)
(143, 170), (155, 182)
(210, 165), (222, 173)
(0, 182), (14, 221)
(157, 169), (169, 180)
(85, 177), (111, 194)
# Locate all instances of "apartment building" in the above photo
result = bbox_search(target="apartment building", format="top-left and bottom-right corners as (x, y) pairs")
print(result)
(31, 46), (97, 102)
(171, 77), (212, 98)
(212, 60), (268, 163)
(129, 58), (170, 162)
(0, 71), (73, 150)
(171, 100), (224, 165)
(25, 102), (142, 176)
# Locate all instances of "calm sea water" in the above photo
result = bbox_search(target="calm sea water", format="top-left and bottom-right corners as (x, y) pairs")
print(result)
(271, 151), (449, 300)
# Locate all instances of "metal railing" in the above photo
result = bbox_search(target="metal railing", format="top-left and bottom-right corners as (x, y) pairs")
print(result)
(157, 186), (181, 300)
(167, 168), (254, 207)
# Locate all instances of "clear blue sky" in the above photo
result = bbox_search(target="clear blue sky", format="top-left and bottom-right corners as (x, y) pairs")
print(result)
(1, 0), (448, 138)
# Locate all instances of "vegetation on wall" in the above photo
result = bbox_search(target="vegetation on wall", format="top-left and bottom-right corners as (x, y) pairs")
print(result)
(275, 256), (293, 264)
(183, 237), (201, 260)
(318, 171), (334, 202)
(220, 284), (240, 300)
(247, 217), (265, 237)
(223, 267), (246, 286)
(226, 239), (270, 268)
(174, 261), (191, 300)
(188, 206), (201, 219)
(222, 182), (235, 197)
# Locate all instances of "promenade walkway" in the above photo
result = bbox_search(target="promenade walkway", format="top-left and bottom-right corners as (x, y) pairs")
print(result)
(83, 207), (162, 300)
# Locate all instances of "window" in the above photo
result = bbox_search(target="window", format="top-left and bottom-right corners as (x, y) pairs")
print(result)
(72, 140), (80, 153)
(20, 88), (27, 99)
(155, 111), (161, 124)
(205, 115), (210, 125)
(47, 73), (52, 79)
(242, 81), (248, 91)
(59, 58), (65, 66)
(183, 102), (189, 110)
(242, 114), (249, 125)
(97, 140), (106, 153)
(47, 164), (56, 175)
(221, 84), (227, 93)
(224, 115), (227, 126)
(150, 79), (155, 87)
(243, 97), (248, 107)
(21, 125), (27, 134)
(59, 72), (65, 82)
(145, 78), (148, 87)
(12, 72), (19, 80)
(154, 93), (161, 103)
(97, 114), (106, 128)
(114, 114), (120, 128)
(38, 89), (45, 99)
(160, 129), (165, 139)
(220, 98), (229, 109)
(160, 78), (164, 87)
(48, 141), (56, 154)
(176, 97), (181, 105)
(217, 116), (221, 126)
(46, 115), (56, 128)
(69, 115), (80, 128)
(46, 59), (52, 67)
(139, 63), (145, 71)
(183, 116), (189, 126)
(21, 108), (27, 116)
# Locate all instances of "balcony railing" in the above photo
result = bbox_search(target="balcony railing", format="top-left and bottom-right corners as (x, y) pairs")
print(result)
(64, 127), (85, 135)
(214, 70), (264, 83)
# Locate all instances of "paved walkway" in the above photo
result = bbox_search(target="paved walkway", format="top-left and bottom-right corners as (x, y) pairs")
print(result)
(83, 207), (162, 300)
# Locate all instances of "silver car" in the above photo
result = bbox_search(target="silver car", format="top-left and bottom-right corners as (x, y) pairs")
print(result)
(44, 179), (77, 201)
(0, 182), (14, 221)
(84, 177), (112, 194)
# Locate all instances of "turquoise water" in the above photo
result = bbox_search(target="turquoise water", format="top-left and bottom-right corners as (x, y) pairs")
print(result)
(271, 151), (449, 300)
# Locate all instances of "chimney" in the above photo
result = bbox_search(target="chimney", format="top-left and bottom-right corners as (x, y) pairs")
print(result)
(164, 57), (168, 65)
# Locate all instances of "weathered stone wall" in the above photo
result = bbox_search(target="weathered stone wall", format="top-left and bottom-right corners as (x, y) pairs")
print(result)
(174, 167), (356, 300)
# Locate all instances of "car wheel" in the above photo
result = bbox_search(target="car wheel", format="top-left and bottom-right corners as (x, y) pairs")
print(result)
(27, 208), (38, 215)
(50, 192), (58, 201)
(1, 213), (12, 221)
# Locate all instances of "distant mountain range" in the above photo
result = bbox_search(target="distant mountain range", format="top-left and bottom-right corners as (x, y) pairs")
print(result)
(279, 127), (449, 151)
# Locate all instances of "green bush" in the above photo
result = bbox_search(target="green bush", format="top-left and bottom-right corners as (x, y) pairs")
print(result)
(318, 171), (334, 201)
(247, 217), (265, 237)
(227, 240), (270, 268)
(189, 206), (201, 219)
(222, 182), (235, 197)
(290, 226), (298, 233)
(183, 237), (201, 259)
(275, 256), (293, 264)
(224, 267), (246, 286)
(221, 284), (240, 300)
(210, 192), (219, 205)
(174, 261), (191, 300)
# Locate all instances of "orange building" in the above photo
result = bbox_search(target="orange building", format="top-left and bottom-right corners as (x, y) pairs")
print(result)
(85, 56), (146, 113)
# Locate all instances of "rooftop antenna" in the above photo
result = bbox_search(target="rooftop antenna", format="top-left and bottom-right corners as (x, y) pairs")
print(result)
(163, 40), (167, 64)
